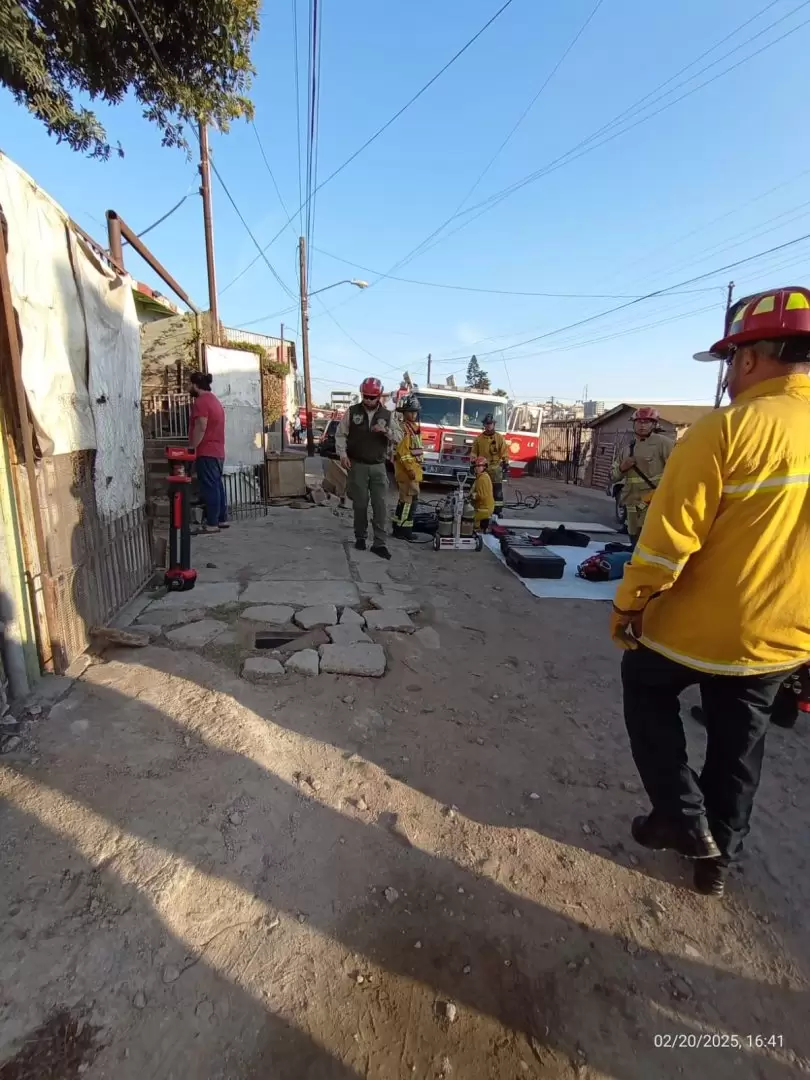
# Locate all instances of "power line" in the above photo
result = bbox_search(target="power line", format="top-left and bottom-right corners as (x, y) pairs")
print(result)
(133, 191), (193, 240)
(430, 229), (810, 363)
(387, 2), (810, 275)
(252, 121), (293, 220)
(218, 0), (519, 295)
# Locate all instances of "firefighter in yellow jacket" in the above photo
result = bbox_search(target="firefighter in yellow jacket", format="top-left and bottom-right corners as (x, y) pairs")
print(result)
(391, 394), (424, 541)
(611, 407), (674, 542)
(611, 286), (810, 898)
(471, 414), (509, 516)
(470, 455), (495, 530)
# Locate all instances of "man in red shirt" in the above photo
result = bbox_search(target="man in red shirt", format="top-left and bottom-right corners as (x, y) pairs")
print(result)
(189, 372), (228, 533)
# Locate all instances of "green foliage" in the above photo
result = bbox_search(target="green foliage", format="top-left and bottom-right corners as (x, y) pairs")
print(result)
(0, 0), (260, 158)
(466, 354), (491, 392)
(494, 388), (508, 397)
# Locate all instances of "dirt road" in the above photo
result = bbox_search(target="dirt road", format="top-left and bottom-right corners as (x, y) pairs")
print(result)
(1, 480), (808, 1079)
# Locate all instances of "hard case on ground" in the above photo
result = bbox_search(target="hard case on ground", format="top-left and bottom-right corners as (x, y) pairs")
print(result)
(505, 545), (566, 579)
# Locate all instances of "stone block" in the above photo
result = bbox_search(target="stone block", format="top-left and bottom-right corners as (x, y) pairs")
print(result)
(294, 605), (338, 630)
(166, 619), (229, 647)
(327, 624), (372, 646)
(285, 650), (320, 676)
(338, 607), (365, 626)
(370, 593), (421, 614)
(149, 583), (241, 611)
(363, 609), (416, 633)
(241, 581), (360, 607)
(239, 605), (296, 624)
(242, 657), (285, 680)
(318, 644), (386, 677)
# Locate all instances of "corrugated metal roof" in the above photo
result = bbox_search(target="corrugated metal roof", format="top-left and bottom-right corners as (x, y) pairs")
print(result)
(587, 402), (713, 428)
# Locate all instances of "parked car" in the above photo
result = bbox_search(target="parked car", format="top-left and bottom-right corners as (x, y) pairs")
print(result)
(318, 418), (339, 458)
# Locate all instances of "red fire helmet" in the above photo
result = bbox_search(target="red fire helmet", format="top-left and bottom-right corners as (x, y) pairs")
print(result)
(360, 377), (383, 397)
(632, 406), (659, 422)
(709, 287), (810, 356)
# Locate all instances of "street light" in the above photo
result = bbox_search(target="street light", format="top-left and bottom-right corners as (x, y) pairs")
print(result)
(298, 237), (369, 454)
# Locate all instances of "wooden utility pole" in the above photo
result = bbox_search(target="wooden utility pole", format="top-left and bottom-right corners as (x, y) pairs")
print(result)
(280, 321), (286, 451)
(426, 353), (432, 386)
(714, 280), (735, 408)
(298, 236), (315, 456)
(198, 122), (220, 346)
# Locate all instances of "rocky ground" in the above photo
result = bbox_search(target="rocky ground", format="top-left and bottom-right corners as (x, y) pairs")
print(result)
(0, 477), (808, 1080)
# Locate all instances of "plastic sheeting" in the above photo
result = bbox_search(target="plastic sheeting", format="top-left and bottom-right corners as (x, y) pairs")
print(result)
(483, 534), (620, 601)
(0, 152), (144, 519)
(205, 345), (263, 467)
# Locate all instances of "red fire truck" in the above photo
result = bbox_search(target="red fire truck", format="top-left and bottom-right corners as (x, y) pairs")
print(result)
(414, 387), (516, 482)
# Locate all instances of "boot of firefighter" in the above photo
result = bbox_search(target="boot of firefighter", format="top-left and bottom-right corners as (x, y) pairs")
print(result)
(391, 500), (410, 540)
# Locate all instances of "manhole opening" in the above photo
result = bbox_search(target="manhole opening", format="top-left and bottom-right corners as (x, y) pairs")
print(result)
(254, 632), (298, 649)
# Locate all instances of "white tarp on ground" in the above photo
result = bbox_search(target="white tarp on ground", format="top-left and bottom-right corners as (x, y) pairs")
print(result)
(205, 344), (263, 467)
(483, 534), (620, 601)
(0, 152), (94, 454)
(0, 152), (145, 519)
(74, 238), (145, 518)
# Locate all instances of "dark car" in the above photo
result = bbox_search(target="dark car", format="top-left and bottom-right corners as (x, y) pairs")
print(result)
(318, 418), (340, 458)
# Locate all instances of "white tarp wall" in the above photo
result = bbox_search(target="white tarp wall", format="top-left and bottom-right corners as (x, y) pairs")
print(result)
(0, 152), (145, 519)
(205, 345), (263, 468)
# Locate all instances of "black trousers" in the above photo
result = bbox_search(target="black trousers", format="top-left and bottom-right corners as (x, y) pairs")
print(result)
(621, 646), (788, 863)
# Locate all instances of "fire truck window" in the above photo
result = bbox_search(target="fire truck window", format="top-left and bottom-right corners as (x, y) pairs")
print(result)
(418, 395), (462, 427)
(463, 399), (507, 429)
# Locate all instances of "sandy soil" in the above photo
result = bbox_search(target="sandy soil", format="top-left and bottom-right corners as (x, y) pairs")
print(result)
(0, 478), (808, 1080)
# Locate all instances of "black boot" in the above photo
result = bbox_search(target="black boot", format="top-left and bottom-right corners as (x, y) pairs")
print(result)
(694, 859), (729, 897)
(631, 814), (720, 859)
(355, 538), (366, 551)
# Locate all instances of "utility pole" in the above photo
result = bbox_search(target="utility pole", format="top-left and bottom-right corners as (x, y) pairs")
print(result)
(298, 236), (315, 456)
(714, 279), (735, 408)
(198, 122), (220, 346)
(426, 353), (432, 386)
(280, 322), (286, 451)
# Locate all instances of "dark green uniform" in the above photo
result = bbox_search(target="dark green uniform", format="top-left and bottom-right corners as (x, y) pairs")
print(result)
(339, 403), (392, 546)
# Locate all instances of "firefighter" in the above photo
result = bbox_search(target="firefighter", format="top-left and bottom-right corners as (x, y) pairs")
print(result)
(470, 455), (495, 531)
(611, 407), (674, 544)
(335, 377), (396, 559)
(391, 393), (424, 541)
(611, 286), (810, 898)
(472, 414), (509, 516)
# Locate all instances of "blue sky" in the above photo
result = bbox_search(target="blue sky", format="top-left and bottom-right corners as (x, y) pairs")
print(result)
(3, 0), (810, 405)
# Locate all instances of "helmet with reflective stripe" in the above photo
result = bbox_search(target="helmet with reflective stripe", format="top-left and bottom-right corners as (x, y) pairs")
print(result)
(396, 393), (420, 413)
(709, 287), (810, 356)
(631, 406), (659, 422)
(360, 377), (383, 397)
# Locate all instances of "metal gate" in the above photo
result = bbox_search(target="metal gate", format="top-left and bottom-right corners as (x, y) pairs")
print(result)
(535, 420), (585, 484)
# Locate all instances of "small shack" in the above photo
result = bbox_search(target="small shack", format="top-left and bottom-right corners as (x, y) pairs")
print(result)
(586, 402), (712, 490)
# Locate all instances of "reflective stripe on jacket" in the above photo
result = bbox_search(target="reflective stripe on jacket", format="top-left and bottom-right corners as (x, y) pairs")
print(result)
(394, 424), (424, 484)
(614, 374), (810, 675)
(472, 432), (508, 470)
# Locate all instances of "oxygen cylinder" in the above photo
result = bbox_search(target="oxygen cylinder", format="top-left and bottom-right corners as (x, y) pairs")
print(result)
(461, 499), (475, 537)
(438, 498), (454, 538)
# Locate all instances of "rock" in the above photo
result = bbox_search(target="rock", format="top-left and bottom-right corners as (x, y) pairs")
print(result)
(319, 644), (386, 677)
(476, 737), (485, 746)
(684, 944), (702, 960)
(212, 629), (239, 646)
(370, 593), (421, 615)
(129, 623), (163, 640)
(1, 736), (22, 753)
(195, 1000), (214, 1021)
(166, 619), (229, 647)
(628, 854), (639, 866)
(286, 649), (320, 676)
(529, 792), (541, 801)
(356, 796), (369, 812)
(242, 657), (285, 680)
(414, 626), (440, 650)
(239, 605), (296, 624)
(26, 704), (43, 717)
(241, 581), (360, 607)
(414, 940), (422, 950)
(463, 965), (471, 974)
(275, 628), (329, 658)
(306, 776), (322, 792)
(89, 626), (149, 648)
(327, 623), (372, 646)
(308, 487), (327, 505)
(294, 605), (338, 630)
(670, 976), (693, 1000)
(339, 608), (365, 626)
(363, 610), (415, 634)
(132, 991), (147, 1009)
(581, 822), (593, 835)
(229, 812), (243, 825)
(343, 695), (356, 705)
(162, 965), (181, 984)
(384, 886), (400, 904)
(443, 1002), (458, 1023)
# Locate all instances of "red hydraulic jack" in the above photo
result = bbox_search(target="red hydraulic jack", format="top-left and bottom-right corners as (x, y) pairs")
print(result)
(164, 447), (198, 591)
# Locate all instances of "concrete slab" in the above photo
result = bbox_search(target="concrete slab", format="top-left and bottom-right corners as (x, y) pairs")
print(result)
(319, 644), (386, 677)
(357, 583), (382, 597)
(239, 605), (296, 625)
(327, 624), (372, 646)
(370, 593), (421, 615)
(147, 583), (241, 611)
(211, 629), (240, 647)
(242, 657), (285, 680)
(240, 581), (360, 607)
(250, 547), (352, 581)
(364, 610), (416, 634)
(136, 608), (207, 626)
(166, 619), (230, 647)
(294, 605), (338, 630)
(339, 608), (366, 626)
(285, 649), (320, 676)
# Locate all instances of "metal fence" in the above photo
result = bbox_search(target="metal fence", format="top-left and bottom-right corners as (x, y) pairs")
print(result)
(534, 420), (585, 484)
(223, 465), (271, 519)
(143, 392), (190, 440)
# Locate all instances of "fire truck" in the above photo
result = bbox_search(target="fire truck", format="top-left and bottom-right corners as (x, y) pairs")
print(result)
(414, 386), (515, 482)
